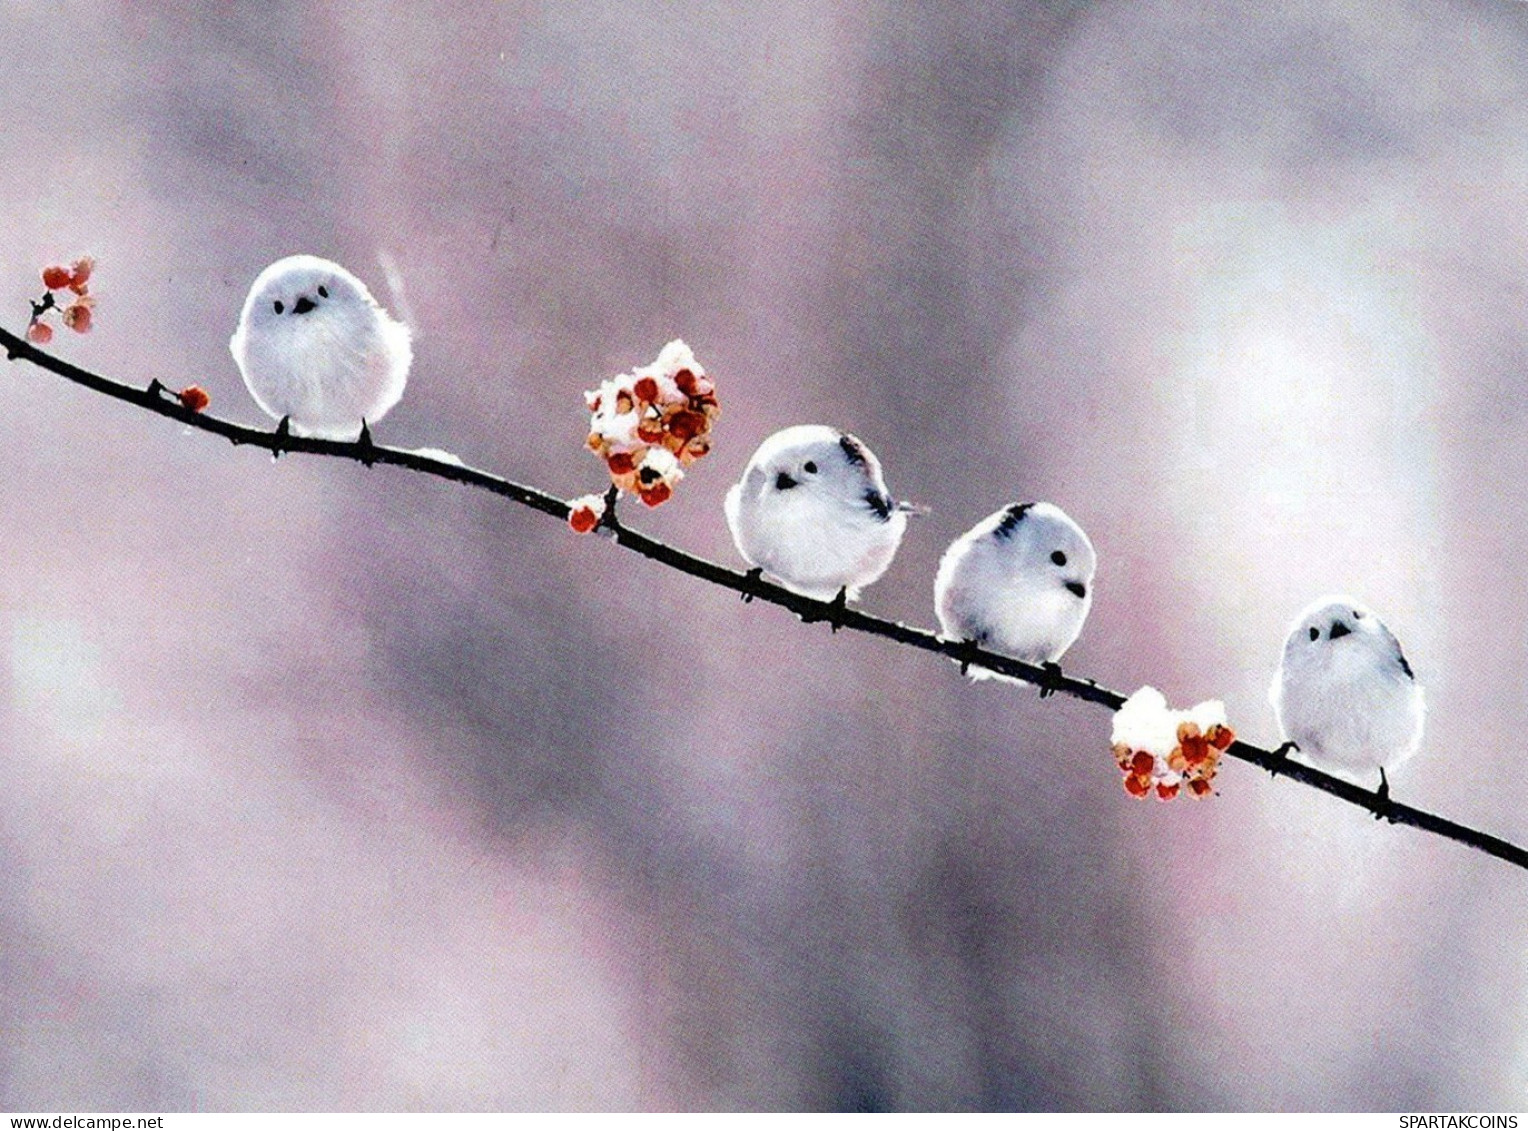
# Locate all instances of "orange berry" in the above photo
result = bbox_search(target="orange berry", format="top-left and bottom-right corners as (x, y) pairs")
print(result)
(1124, 774), (1150, 797)
(1207, 724), (1235, 750)
(1156, 783), (1180, 801)
(68, 256), (94, 288)
(614, 391), (634, 415)
(607, 451), (636, 475)
(25, 321), (53, 345)
(1189, 779), (1213, 798)
(41, 265), (72, 290)
(61, 303), (92, 333)
(176, 385), (211, 412)
(633, 376), (659, 403)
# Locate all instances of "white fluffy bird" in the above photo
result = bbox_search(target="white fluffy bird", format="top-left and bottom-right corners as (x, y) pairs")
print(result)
(1269, 595), (1425, 793)
(934, 501), (1096, 681)
(230, 254), (412, 440)
(725, 425), (914, 601)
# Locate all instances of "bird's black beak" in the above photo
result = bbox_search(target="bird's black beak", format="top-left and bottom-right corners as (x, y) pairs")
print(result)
(1329, 622), (1352, 639)
(293, 295), (317, 315)
(775, 472), (798, 491)
(1066, 581), (1087, 599)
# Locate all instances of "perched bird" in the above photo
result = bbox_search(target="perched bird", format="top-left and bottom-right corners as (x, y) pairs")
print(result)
(725, 425), (915, 601)
(230, 254), (412, 440)
(934, 501), (1096, 682)
(1269, 595), (1425, 794)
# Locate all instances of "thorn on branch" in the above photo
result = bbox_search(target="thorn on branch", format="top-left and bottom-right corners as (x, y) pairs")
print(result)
(272, 415), (291, 459)
(357, 419), (376, 467)
(596, 484), (622, 535)
(1269, 740), (1298, 777)
(1038, 661), (1064, 699)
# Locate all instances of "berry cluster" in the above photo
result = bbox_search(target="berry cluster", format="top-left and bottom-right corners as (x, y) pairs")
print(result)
(580, 339), (717, 513)
(25, 257), (96, 344)
(1111, 687), (1234, 801)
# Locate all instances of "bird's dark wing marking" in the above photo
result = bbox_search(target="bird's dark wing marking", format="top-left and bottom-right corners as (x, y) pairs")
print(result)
(994, 502), (1035, 541)
(863, 489), (893, 521)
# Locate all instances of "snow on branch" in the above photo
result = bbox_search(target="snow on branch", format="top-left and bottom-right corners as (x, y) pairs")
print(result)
(3, 320), (1524, 876)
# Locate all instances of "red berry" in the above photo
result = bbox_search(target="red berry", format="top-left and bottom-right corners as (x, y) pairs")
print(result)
(177, 385), (211, 412)
(637, 483), (673, 507)
(25, 322), (53, 345)
(668, 409), (707, 441)
(632, 376), (659, 403)
(568, 505), (600, 534)
(68, 256), (94, 287)
(607, 452), (636, 475)
(1129, 751), (1154, 775)
(41, 265), (72, 290)
(61, 304), (92, 333)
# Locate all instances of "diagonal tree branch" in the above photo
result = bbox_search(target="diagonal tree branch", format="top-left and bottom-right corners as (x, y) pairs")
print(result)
(4, 322), (1524, 875)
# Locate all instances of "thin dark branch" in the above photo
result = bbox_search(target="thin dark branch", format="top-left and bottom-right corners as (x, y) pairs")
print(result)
(5, 322), (1525, 875)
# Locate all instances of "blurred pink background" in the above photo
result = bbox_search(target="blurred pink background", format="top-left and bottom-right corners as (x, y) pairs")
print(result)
(1, 0), (1525, 1111)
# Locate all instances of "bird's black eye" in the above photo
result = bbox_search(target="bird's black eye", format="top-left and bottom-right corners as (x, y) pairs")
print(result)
(1353, 610), (1362, 619)
(803, 461), (817, 474)
(1051, 550), (1067, 566)
(317, 285), (329, 299)
(1308, 626), (1319, 641)
(273, 300), (284, 314)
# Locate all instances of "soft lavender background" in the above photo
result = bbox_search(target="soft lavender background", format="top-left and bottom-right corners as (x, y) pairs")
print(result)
(0, 0), (1525, 1112)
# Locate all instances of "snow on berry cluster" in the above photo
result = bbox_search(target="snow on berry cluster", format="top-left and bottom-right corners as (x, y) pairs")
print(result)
(577, 339), (717, 517)
(1110, 686), (1234, 801)
(26, 256), (96, 344)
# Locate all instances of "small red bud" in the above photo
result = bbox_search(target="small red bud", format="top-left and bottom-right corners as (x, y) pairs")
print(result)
(68, 256), (94, 288)
(25, 322), (53, 345)
(41, 265), (72, 291)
